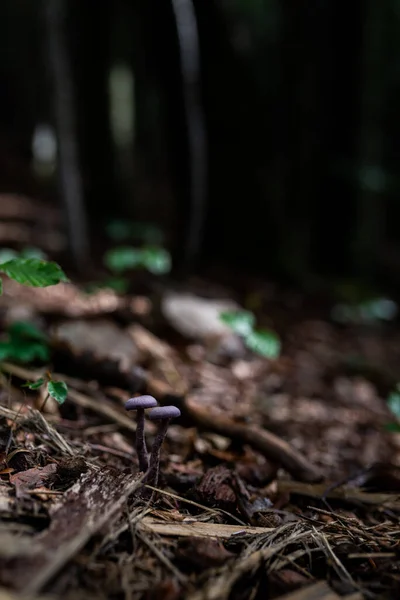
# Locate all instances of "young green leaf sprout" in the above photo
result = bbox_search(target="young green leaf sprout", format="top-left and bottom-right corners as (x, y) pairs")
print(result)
(125, 395), (158, 471)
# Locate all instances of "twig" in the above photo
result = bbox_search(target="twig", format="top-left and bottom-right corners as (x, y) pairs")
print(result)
(144, 485), (246, 525)
(136, 528), (188, 585)
(180, 396), (322, 483)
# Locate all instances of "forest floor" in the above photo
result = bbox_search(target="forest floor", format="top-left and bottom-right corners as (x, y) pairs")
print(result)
(1, 200), (400, 600)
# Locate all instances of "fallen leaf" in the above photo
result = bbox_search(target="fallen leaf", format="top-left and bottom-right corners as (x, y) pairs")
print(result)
(10, 464), (57, 498)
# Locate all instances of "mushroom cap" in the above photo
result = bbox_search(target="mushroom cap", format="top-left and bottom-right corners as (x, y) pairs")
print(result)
(148, 405), (181, 421)
(125, 395), (158, 411)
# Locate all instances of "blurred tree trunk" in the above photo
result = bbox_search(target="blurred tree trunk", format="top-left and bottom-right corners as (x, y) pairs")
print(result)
(70, 0), (116, 223)
(271, 1), (321, 281)
(44, 0), (89, 269)
(353, 0), (388, 278)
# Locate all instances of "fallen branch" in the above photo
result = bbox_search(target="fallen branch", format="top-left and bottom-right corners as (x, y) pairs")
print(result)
(277, 480), (400, 510)
(181, 396), (322, 483)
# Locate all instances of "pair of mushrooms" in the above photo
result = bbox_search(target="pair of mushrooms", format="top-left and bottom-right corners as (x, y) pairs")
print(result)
(125, 396), (180, 488)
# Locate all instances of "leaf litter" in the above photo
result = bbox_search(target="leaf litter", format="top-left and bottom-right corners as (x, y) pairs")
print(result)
(0, 274), (399, 599)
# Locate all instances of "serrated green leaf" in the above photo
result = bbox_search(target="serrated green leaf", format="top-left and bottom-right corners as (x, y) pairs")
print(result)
(387, 391), (400, 420)
(104, 246), (143, 273)
(0, 258), (69, 288)
(245, 329), (281, 359)
(47, 380), (68, 405)
(22, 377), (45, 390)
(220, 310), (255, 337)
(140, 246), (171, 275)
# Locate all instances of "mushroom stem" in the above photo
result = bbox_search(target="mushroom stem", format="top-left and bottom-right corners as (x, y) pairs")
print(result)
(145, 419), (170, 488)
(136, 408), (149, 472)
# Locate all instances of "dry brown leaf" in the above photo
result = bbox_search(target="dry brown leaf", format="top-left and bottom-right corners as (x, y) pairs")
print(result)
(10, 464), (57, 499)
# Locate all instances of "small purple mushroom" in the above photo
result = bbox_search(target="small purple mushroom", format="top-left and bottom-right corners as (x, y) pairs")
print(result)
(125, 395), (157, 471)
(145, 405), (181, 488)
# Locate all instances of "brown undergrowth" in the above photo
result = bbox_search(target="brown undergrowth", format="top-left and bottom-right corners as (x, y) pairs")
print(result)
(0, 275), (399, 600)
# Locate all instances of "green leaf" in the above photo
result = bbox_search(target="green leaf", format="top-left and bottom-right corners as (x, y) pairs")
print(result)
(0, 258), (69, 288)
(47, 380), (68, 405)
(140, 246), (171, 274)
(20, 247), (48, 260)
(106, 220), (164, 244)
(22, 377), (45, 390)
(387, 391), (400, 420)
(245, 329), (281, 359)
(103, 277), (129, 293)
(0, 321), (50, 364)
(85, 277), (129, 294)
(104, 246), (143, 273)
(106, 220), (136, 242)
(0, 248), (18, 263)
(220, 311), (255, 337)
(384, 422), (400, 433)
(363, 298), (397, 321)
(0, 339), (49, 363)
(8, 321), (47, 342)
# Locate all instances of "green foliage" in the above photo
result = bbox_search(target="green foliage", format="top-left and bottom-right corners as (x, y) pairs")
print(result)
(245, 329), (281, 359)
(220, 311), (255, 336)
(0, 258), (69, 291)
(386, 385), (400, 433)
(104, 245), (171, 275)
(47, 380), (68, 404)
(0, 247), (49, 262)
(331, 281), (397, 325)
(0, 256), (66, 363)
(86, 276), (129, 295)
(0, 321), (49, 363)
(22, 374), (68, 408)
(220, 310), (280, 359)
(140, 246), (171, 274)
(331, 297), (397, 325)
(8, 321), (47, 341)
(0, 248), (18, 263)
(104, 246), (143, 272)
(20, 247), (48, 260)
(106, 220), (164, 245)
(22, 377), (45, 390)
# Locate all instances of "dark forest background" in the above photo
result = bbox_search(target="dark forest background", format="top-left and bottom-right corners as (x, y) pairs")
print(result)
(0, 0), (399, 289)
